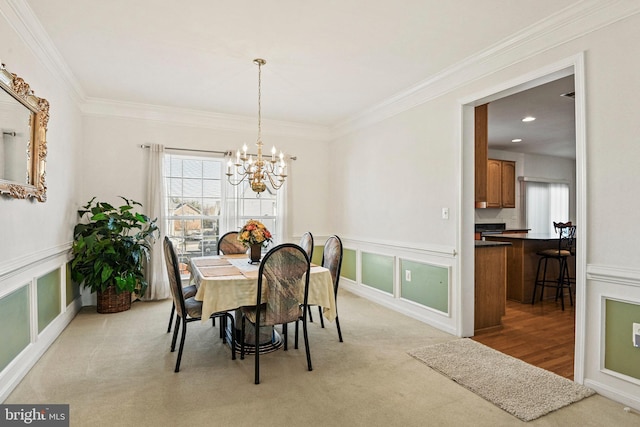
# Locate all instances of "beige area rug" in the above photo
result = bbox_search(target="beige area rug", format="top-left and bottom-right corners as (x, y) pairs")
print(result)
(408, 338), (595, 422)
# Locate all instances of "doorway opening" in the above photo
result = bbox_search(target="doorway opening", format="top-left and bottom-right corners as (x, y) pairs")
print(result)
(460, 55), (586, 382)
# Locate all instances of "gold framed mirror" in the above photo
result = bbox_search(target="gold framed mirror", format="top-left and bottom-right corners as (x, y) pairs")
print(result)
(0, 62), (49, 202)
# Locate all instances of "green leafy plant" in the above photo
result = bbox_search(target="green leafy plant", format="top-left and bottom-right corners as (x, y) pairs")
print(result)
(71, 197), (159, 297)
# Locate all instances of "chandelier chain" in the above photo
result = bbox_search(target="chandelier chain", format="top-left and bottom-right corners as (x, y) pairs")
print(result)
(257, 59), (262, 143)
(225, 58), (288, 195)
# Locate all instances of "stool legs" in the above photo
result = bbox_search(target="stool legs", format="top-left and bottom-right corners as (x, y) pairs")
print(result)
(532, 255), (573, 311)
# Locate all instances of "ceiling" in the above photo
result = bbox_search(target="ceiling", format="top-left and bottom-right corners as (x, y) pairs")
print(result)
(488, 75), (576, 159)
(23, 0), (577, 153)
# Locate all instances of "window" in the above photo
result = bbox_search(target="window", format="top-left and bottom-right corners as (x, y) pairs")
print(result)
(163, 152), (279, 267)
(525, 181), (569, 235)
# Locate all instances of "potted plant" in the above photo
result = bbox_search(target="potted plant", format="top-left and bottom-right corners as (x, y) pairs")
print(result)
(71, 197), (159, 313)
(238, 219), (272, 263)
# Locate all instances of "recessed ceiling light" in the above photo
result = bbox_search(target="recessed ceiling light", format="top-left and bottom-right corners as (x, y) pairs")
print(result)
(511, 138), (522, 143)
(522, 116), (536, 122)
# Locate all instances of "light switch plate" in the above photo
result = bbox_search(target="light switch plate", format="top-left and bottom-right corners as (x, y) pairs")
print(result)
(634, 323), (640, 348)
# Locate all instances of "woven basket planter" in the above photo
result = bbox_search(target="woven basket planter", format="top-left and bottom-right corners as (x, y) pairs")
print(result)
(97, 286), (132, 313)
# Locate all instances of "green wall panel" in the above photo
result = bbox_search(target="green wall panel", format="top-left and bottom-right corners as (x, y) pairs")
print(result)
(605, 299), (640, 380)
(0, 286), (31, 371)
(66, 262), (80, 306)
(342, 249), (356, 281)
(400, 259), (449, 314)
(361, 252), (393, 294)
(37, 269), (61, 333)
(311, 245), (323, 266)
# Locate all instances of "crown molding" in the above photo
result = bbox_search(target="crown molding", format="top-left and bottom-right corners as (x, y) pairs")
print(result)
(1, 0), (331, 142)
(332, 0), (640, 137)
(5, 0), (640, 142)
(81, 97), (333, 142)
(0, 0), (86, 104)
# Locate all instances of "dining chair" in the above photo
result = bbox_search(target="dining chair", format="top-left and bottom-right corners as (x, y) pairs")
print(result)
(239, 243), (312, 384)
(166, 282), (197, 333)
(163, 237), (236, 372)
(217, 231), (247, 255)
(298, 235), (344, 343)
(299, 231), (314, 261)
(298, 232), (317, 322)
(531, 222), (576, 310)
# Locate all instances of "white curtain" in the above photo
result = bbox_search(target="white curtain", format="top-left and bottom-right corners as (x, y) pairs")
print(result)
(0, 133), (5, 178)
(143, 143), (170, 301)
(221, 152), (239, 234)
(276, 156), (291, 244)
(548, 183), (569, 228)
(525, 181), (569, 235)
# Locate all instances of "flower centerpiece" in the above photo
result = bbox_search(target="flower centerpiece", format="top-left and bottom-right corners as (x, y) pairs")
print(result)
(238, 219), (272, 263)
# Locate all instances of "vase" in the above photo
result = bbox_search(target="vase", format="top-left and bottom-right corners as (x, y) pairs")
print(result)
(249, 244), (262, 264)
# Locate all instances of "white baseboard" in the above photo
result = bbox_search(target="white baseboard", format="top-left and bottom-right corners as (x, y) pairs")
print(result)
(584, 378), (640, 412)
(341, 281), (457, 336)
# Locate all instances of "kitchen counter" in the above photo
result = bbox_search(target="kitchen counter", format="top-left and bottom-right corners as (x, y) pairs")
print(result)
(475, 240), (511, 248)
(484, 234), (575, 303)
(503, 228), (530, 233)
(491, 233), (558, 240)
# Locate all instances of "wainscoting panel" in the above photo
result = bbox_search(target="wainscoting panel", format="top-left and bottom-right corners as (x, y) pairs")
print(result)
(66, 263), (80, 306)
(339, 237), (457, 335)
(37, 269), (62, 333)
(342, 248), (356, 282)
(0, 246), (80, 402)
(400, 259), (449, 314)
(605, 298), (640, 381)
(361, 252), (394, 294)
(311, 245), (323, 265)
(0, 285), (30, 372)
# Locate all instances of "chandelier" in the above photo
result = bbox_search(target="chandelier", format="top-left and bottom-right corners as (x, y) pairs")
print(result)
(226, 58), (287, 194)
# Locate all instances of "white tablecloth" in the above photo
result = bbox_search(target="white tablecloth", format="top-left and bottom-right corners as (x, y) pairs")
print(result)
(190, 255), (336, 323)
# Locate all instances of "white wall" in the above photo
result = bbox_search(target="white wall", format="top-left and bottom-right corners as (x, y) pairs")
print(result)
(0, 10), (82, 270)
(329, 9), (640, 409)
(0, 8), (83, 401)
(80, 113), (332, 241)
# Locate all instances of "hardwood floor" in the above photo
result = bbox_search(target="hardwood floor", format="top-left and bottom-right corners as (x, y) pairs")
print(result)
(472, 298), (575, 380)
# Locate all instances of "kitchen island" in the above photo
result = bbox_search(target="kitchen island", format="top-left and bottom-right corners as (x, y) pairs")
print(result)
(484, 233), (575, 303)
(474, 240), (510, 332)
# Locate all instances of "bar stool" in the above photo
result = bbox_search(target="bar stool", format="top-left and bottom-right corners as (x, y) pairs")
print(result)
(531, 222), (576, 310)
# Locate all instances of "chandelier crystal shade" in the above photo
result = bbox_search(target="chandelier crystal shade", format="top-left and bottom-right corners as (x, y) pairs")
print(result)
(226, 58), (287, 194)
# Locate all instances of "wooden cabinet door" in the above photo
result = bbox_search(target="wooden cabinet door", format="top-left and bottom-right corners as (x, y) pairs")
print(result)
(486, 159), (502, 208)
(501, 160), (516, 208)
(475, 104), (488, 207)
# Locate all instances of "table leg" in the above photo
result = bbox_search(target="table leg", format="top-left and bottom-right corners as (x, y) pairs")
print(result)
(228, 309), (282, 355)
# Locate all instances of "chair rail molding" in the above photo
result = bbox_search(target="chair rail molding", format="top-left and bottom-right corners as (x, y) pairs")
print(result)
(587, 264), (640, 288)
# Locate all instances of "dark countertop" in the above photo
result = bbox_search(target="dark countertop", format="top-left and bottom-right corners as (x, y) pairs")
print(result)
(485, 233), (559, 241)
(475, 240), (512, 248)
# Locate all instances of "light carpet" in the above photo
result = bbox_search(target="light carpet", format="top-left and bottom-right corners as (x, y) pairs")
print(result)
(407, 338), (596, 422)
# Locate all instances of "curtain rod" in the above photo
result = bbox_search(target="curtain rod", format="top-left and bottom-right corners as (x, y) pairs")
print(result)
(139, 144), (296, 160)
(139, 144), (229, 155)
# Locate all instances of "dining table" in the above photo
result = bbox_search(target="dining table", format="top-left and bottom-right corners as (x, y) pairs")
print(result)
(189, 253), (336, 353)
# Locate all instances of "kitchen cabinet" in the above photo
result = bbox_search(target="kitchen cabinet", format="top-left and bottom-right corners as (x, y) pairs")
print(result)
(474, 104), (516, 208)
(474, 104), (488, 208)
(486, 159), (515, 208)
